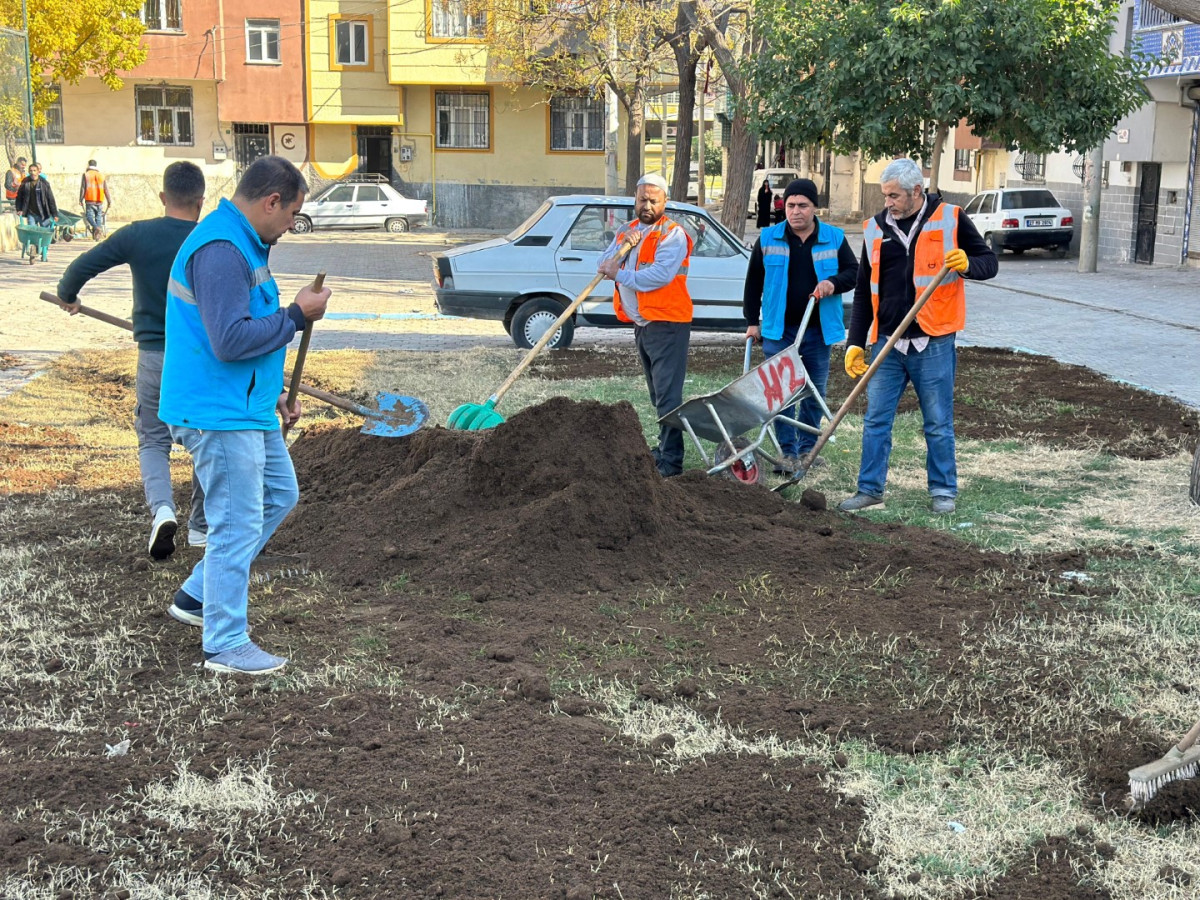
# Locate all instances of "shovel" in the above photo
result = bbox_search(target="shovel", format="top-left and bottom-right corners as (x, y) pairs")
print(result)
(447, 240), (634, 431)
(773, 264), (952, 492)
(40, 289), (428, 439)
(282, 271), (326, 439)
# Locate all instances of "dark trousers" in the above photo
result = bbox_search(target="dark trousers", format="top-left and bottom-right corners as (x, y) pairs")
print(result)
(634, 320), (691, 476)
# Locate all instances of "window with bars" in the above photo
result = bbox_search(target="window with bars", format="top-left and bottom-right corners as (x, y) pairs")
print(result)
(550, 96), (602, 151)
(335, 20), (369, 66)
(1015, 152), (1046, 182)
(135, 86), (193, 146)
(35, 86), (64, 144)
(953, 149), (972, 171)
(246, 19), (280, 63)
(141, 0), (182, 31)
(435, 91), (489, 149)
(430, 0), (486, 39)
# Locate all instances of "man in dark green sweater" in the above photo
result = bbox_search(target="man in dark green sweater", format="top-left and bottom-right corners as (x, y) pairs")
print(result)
(57, 162), (207, 560)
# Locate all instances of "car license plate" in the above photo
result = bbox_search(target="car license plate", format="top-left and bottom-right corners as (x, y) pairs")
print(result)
(1027, 217), (1053, 227)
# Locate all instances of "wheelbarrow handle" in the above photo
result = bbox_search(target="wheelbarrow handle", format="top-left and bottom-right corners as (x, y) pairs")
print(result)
(41, 291), (133, 332)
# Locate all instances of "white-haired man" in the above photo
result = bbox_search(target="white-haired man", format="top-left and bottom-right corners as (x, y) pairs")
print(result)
(597, 173), (693, 476)
(840, 158), (997, 515)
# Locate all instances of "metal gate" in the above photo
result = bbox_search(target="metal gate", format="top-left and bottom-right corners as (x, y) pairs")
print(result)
(234, 124), (270, 175)
(1135, 162), (1160, 264)
(357, 126), (393, 183)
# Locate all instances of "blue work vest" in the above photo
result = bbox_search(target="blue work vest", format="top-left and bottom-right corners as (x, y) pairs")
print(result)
(759, 219), (848, 345)
(160, 198), (287, 431)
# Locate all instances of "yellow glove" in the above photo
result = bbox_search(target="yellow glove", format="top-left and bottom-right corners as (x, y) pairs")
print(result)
(844, 345), (868, 379)
(945, 248), (969, 274)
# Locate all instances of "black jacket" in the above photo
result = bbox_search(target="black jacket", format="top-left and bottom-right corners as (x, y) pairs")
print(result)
(848, 194), (997, 346)
(16, 176), (58, 221)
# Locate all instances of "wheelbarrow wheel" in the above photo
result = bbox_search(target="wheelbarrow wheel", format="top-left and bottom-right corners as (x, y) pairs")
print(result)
(715, 437), (761, 485)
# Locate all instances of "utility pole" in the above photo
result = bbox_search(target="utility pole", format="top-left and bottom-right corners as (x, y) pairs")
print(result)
(20, 0), (37, 164)
(1078, 144), (1103, 273)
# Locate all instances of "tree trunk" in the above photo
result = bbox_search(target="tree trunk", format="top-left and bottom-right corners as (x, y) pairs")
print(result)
(624, 84), (647, 195)
(1190, 443), (1200, 506)
(719, 112), (756, 238)
(928, 122), (949, 194)
(669, 39), (699, 202)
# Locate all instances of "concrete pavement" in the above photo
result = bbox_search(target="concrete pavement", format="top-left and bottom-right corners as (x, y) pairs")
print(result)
(2, 225), (1197, 408)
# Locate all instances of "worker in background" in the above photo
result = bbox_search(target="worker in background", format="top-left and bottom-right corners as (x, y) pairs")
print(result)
(80, 159), (112, 240)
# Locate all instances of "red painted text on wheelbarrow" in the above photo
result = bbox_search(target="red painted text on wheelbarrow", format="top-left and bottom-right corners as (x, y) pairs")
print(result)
(757, 357), (807, 411)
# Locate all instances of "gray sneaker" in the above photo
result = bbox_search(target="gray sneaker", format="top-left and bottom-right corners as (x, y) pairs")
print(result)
(931, 496), (956, 514)
(839, 492), (884, 512)
(187, 528), (207, 548)
(203, 642), (287, 675)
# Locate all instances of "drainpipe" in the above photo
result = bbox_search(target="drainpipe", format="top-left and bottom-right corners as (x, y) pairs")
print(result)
(1181, 84), (1200, 264)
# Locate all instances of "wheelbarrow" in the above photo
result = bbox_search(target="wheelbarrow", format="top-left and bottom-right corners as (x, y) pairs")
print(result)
(17, 222), (54, 264)
(659, 298), (833, 485)
(54, 210), (88, 243)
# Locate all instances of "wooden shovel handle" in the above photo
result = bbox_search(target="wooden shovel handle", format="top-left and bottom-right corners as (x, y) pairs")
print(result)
(41, 292), (133, 332)
(282, 272), (326, 438)
(296, 383), (369, 417)
(798, 265), (952, 472)
(489, 241), (634, 405)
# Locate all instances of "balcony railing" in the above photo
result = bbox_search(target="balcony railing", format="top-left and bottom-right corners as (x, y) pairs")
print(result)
(1139, 1), (1183, 29)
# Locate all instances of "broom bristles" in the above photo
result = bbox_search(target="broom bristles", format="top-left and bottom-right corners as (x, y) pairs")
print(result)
(1128, 745), (1200, 804)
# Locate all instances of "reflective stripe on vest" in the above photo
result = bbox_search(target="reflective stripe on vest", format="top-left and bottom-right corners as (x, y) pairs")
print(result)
(83, 170), (105, 203)
(757, 219), (847, 345)
(612, 216), (693, 324)
(863, 202), (965, 342)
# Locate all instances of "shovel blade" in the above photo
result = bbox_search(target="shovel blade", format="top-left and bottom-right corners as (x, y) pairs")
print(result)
(360, 393), (428, 437)
(448, 399), (505, 431)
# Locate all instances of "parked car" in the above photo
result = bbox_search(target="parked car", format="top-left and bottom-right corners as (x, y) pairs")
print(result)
(291, 174), (427, 234)
(747, 167), (801, 217)
(432, 195), (752, 349)
(962, 187), (1074, 256)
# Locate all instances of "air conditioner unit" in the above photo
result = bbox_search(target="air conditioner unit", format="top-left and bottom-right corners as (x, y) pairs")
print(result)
(665, 126), (677, 138)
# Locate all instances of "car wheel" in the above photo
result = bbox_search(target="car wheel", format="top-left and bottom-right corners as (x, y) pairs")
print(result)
(291, 216), (312, 235)
(1010, 247), (1025, 255)
(1053, 244), (1069, 258)
(984, 232), (1001, 254)
(386, 218), (409, 234)
(510, 297), (574, 350)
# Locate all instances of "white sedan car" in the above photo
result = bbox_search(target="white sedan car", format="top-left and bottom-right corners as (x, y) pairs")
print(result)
(963, 187), (1074, 256)
(292, 176), (428, 234)
(432, 195), (751, 349)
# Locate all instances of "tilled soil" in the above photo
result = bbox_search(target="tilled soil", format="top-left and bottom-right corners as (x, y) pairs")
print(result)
(1, 346), (1198, 898)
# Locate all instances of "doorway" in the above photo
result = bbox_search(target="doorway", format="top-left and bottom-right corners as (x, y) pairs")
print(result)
(357, 126), (393, 183)
(233, 123), (270, 175)
(1135, 162), (1160, 264)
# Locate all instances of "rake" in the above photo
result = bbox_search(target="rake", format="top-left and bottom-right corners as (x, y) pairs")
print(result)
(1127, 717), (1200, 807)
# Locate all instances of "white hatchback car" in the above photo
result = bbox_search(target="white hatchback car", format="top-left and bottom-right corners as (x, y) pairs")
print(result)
(292, 175), (428, 234)
(432, 195), (751, 349)
(747, 167), (802, 217)
(963, 187), (1074, 256)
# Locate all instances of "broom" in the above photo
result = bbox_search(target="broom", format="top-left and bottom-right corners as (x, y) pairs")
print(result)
(1127, 717), (1200, 806)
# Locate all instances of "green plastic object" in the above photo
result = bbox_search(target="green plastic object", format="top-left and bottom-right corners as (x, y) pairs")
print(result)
(447, 396), (505, 431)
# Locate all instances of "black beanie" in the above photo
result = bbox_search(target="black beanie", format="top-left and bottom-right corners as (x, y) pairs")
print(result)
(782, 178), (819, 206)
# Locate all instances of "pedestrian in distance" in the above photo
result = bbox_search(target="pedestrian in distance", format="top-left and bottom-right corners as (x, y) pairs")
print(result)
(755, 179), (773, 229)
(160, 155), (331, 675)
(4, 156), (26, 203)
(743, 178), (859, 474)
(15, 162), (57, 227)
(597, 172), (693, 478)
(80, 159), (112, 240)
(840, 158), (998, 515)
(56, 162), (208, 561)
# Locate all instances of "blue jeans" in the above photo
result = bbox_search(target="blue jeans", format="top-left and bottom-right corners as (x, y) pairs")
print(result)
(24, 215), (52, 228)
(857, 333), (957, 499)
(762, 325), (831, 457)
(84, 203), (106, 234)
(170, 425), (298, 655)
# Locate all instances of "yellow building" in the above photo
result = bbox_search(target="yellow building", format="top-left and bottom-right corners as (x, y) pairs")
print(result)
(306, 0), (630, 228)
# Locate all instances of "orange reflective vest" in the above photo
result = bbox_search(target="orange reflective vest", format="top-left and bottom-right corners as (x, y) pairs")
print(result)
(612, 216), (693, 324)
(5, 167), (20, 200)
(862, 202), (965, 342)
(83, 169), (106, 203)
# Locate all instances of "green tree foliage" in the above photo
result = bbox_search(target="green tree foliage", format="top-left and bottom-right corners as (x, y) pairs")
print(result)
(750, 0), (1149, 187)
(0, 0), (145, 162)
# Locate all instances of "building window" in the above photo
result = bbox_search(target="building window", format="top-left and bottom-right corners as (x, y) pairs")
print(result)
(953, 149), (972, 171)
(435, 91), (489, 149)
(334, 19), (369, 66)
(430, 0), (486, 39)
(1015, 152), (1046, 182)
(35, 85), (64, 144)
(246, 19), (280, 63)
(550, 96), (602, 152)
(135, 85), (193, 146)
(141, 0), (182, 31)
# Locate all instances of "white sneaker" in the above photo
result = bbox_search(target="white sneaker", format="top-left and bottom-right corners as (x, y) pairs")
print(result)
(148, 507), (178, 560)
(188, 528), (207, 548)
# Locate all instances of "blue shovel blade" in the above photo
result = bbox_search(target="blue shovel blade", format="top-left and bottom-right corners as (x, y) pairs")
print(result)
(361, 393), (429, 437)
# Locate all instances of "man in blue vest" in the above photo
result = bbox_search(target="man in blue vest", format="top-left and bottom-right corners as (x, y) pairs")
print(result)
(743, 178), (859, 472)
(159, 156), (331, 675)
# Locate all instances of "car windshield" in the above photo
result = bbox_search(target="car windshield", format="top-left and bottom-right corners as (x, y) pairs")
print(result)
(1002, 190), (1060, 210)
(506, 200), (553, 242)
